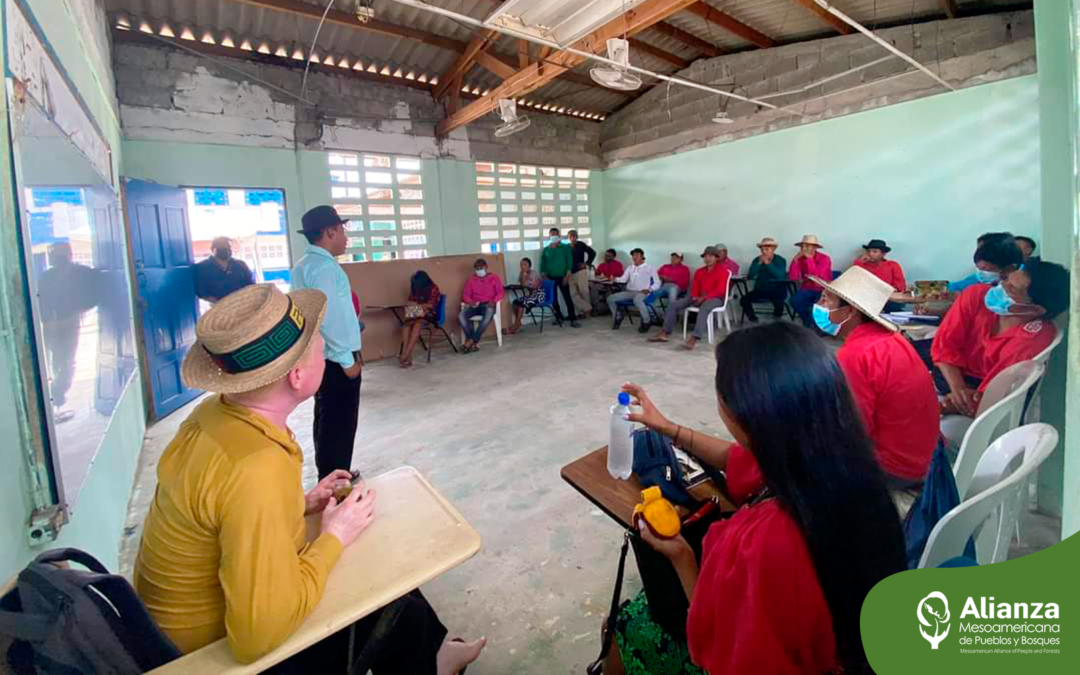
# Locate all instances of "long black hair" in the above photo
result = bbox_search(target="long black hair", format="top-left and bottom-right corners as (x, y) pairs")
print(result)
(714, 323), (905, 672)
(410, 270), (434, 300)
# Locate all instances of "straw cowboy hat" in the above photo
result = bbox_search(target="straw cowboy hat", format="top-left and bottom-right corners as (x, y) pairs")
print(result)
(182, 284), (327, 394)
(795, 234), (824, 248)
(810, 267), (898, 332)
(756, 237), (778, 249)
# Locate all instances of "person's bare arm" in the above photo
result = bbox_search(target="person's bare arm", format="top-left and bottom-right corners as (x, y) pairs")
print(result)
(622, 383), (734, 470)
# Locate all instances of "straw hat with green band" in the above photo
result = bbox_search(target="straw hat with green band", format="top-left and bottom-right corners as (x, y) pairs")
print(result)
(182, 284), (327, 394)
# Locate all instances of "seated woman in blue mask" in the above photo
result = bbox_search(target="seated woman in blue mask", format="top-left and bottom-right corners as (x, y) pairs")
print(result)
(931, 258), (1069, 416)
(948, 232), (1021, 293)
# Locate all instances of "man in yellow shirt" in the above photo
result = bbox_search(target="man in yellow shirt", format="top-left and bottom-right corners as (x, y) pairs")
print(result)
(134, 284), (484, 673)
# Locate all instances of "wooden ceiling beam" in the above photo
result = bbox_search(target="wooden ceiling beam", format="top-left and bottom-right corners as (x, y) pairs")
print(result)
(517, 39), (530, 68)
(434, 29), (498, 99)
(627, 37), (690, 68)
(226, 0), (467, 52)
(650, 21), (723, 57)
(788, 0), (852, 35)
(437, 0), (702, 135)
(224, 0), (618, 102)
(683, 2), (775, 49)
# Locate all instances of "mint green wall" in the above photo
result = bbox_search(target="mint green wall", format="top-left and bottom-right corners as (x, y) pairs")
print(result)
(1035, 0), (1080, 533)
(603, 76), (1040, 280)
(120, 144), (609, 283)
(0, 0), (145, 580)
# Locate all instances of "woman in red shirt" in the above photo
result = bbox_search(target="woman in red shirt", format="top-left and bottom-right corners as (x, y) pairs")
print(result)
(607, 323), (906, 675)
(931, 259), (1069, 416)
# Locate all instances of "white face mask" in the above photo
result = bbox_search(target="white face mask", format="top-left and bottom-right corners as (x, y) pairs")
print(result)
(550, 237), (560, 245)
(476, 269), (487, 277)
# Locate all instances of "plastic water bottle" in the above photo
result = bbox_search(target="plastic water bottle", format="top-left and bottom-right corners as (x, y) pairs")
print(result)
(608, 392), (634, 480)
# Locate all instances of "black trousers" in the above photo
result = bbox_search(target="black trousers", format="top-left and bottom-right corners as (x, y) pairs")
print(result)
(270, 590), (447, 675)
(313, 360), (362, 479)
(551, 279), (576, 321)
(740, 287), (788, 320)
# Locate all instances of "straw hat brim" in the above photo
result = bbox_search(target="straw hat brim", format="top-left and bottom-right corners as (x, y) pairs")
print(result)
(795, 240), (824, 248)
(809, 275), (898, 332)
(181, 289), (328, 394)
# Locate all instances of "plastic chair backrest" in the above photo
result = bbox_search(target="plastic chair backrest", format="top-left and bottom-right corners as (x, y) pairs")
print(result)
(1031, 328), (1063, 367)
(973, 360), (1045, 418)
(540, 279), (557, 307)
(434, 294), (447, 326)
(953, 361), (1043, 500)
(919, 424), (1057, 568)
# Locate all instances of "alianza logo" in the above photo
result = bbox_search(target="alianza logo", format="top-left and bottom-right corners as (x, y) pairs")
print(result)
(918, 591), (951, 649)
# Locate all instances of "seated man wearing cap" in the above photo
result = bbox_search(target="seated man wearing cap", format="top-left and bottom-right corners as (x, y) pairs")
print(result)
(930, 258), (1069, 416)
(714, 243), (740, 276)
(853, 239), (907, 312)
(813, 268), (940, 513)
(740, 237), (788, 322)
(650, 252), (691, 307)
(789, 235), (833, 329)
(607, 248), (662, 332)
(134, 285), (484, 674)
(649, 246), (732, 350)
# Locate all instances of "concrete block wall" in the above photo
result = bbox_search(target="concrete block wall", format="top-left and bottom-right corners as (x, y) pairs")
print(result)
(602, 11), (1036, 166)
(114, 42), (602, 168)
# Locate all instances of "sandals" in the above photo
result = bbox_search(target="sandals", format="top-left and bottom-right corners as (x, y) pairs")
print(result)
(648, 334), (669, 343)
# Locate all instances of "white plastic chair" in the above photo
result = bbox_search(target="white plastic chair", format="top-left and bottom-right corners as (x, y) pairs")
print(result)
(951, 361), (1045, 500)
(1020, 328), (1064, 423)
(940, 360), (1046, 449)
(458, 300), (502, 347)
(919, 424), (1058, 568)
(682, 274), (733, 344)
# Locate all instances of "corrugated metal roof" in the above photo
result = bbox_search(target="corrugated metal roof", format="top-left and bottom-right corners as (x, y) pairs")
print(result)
(107, 0), (1024, 118)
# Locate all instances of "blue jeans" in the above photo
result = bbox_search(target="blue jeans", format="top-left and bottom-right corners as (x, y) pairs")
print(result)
(459, 303), (495, 342)
(790, 289), (822, 328)
(646, 283), (681, 308)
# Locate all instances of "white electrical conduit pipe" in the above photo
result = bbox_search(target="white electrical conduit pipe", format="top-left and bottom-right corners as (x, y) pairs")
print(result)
(385, 0), (805, 117)
(757, 55), (896, 100)
(812, 0), (955, 91)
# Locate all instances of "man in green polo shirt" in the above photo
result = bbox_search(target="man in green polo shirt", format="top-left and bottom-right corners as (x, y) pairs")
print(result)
(540, 227), (580, 328)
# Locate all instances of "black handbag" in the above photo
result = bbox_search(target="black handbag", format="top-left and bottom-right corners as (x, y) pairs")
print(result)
(586, 429), (729, 674)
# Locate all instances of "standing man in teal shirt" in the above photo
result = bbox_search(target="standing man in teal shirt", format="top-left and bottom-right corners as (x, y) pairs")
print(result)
(540, 227), (580, 328)
(290, 206), (362, 478)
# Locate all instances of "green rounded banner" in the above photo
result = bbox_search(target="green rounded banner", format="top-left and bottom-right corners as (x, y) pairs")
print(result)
(862, 534), (1077, 672)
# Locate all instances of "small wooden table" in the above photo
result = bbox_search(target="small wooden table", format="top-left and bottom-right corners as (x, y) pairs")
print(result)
(369, 304), (427, 354)
(561, 447), (733, 529)
(149, 467), (480, 675)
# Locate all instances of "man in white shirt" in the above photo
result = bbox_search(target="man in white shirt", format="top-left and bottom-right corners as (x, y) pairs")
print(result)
(606, 248), (661, 333)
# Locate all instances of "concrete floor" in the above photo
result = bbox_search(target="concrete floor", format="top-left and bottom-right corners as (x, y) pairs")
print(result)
(119, 315), (1060, 674)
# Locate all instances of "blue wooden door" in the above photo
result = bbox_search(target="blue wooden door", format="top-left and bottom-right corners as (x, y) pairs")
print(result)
(125, 179), (200, 419)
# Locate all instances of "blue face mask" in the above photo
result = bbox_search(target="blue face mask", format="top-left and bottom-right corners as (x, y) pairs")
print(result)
(975, 268), (1001, 284)
(983, 284), (1014, 316)
(812, 304), (848, 336)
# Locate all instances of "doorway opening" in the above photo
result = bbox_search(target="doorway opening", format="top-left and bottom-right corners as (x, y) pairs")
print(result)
(187, 187), (290, 312)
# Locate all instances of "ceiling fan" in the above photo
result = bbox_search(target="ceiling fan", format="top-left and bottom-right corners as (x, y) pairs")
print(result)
(494, 98), (531, 137)
(590, 38), (642, 92)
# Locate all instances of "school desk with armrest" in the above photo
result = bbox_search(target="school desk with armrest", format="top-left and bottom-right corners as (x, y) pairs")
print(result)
(148, 466), (481, 675)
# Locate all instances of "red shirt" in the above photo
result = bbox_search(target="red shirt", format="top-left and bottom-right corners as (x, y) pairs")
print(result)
(853, 258), (907, 292)
(688, 444), (836, 675)
(462, 273), (505, 304)
(657, 263), (690, 292)
(596, 260), (624, 278)
(837, 323), (939, 481)
(788, 253), (833, 291)
(690, 264), (732, 300)
(931, 284), (1057, 392)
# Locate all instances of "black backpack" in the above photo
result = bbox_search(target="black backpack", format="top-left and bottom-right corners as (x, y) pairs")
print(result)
(0, 548), (181, 674)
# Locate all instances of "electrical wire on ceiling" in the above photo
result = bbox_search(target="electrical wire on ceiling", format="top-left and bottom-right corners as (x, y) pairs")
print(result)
(300, 0), (338, 102)
(386, 0), (805, 117)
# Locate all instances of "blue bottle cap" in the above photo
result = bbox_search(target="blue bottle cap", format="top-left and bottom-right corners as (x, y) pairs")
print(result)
(617, 392), (631, 406)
